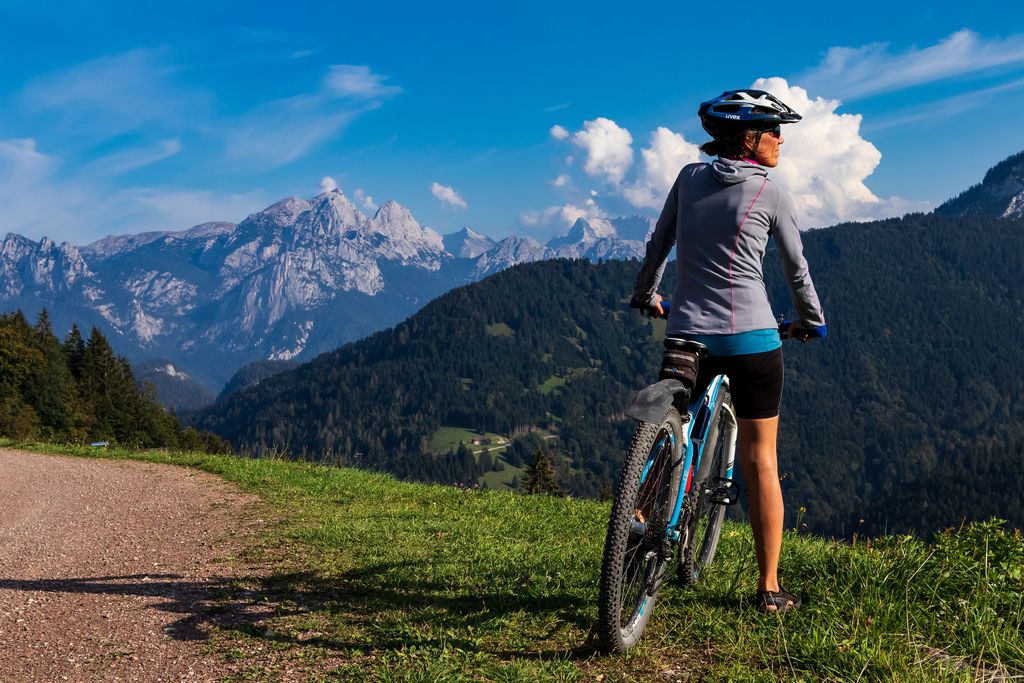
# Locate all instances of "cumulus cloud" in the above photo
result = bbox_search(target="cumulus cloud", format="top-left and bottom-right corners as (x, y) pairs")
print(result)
(323, 64), (402, 99)
(542, 83), (925, 229)
(569, 117), (634, 185)
(354, 188), (378, 211)
(623, 127), (702, 209)
(319, 175), (338, 193)
(800, 30), (1024, 100)
(750, 77), (930, 226)
(550, 124), (569, 140)
(551, 174), (570, 188)
(431, 182), (468, 210)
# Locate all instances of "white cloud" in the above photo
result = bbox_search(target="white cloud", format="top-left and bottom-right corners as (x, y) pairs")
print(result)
(750, 77), (930, 226)
(109, 187), (267, 231)
(866, 75), (1024, 131)
(84, 139), (182, 176)
(570, 117), (634, 185)
(21, 51), (400, 173)
(550, 124), (569, 140)
(224, 65), (401, 170)
(542, 83), (926, 228)
(431, 182), (468, 210)
(800, 30), (1024, 100)
(551, 174), (570, 188)
(224, 95), (363, 169)
(519, 200), (613, 236)
(320, 176), (338, 193)
(0, 138), (51, 183)
(623, 127), (702, 209)
(354, 188), (378, 211)
(20, 49), (207, 138)
(0, 137), (266, 243)
(323, 65), (402, 99)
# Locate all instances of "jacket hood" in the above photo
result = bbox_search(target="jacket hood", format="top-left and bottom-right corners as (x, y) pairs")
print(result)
(711, 158), (769, 186)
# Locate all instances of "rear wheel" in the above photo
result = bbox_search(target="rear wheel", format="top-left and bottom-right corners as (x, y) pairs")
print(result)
(598, 408), (684, 653)
(680, 390), (732, 586)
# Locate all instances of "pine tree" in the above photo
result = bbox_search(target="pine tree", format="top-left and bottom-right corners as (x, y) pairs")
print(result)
(62, 325), (86, 380)
(599, 479), (613, 501)
(25, 310), (81, 438)
(523, 447), (562, 496)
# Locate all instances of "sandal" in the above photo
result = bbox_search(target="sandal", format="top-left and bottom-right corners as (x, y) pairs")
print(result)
(756, 586), (802, 613)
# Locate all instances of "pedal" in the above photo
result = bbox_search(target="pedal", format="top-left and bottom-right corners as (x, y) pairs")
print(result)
(709, 477), (739, 506)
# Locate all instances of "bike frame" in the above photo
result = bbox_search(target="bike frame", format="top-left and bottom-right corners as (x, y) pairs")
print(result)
(662, 373), (738, 542)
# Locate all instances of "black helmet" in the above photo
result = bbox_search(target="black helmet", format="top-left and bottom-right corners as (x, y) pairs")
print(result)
(698, 89), (802, 139)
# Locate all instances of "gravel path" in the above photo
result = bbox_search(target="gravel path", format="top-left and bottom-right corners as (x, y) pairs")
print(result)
(0, 448), (267, 682)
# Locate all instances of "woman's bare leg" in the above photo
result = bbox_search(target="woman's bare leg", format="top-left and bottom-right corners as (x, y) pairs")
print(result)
(737, 416), (790, 606)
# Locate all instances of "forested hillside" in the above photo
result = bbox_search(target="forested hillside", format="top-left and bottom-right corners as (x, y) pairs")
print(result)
(194, 259), (660, 493)
(0, 309), (229, 452)
(193, 211), (1024, 537)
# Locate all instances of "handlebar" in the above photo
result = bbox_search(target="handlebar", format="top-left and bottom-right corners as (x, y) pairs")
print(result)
(630, 296), (826, 340)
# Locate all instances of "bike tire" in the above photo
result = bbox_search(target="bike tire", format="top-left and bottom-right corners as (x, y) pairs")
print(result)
(598, 408), (684, 653)
(679, 387), (732, 586)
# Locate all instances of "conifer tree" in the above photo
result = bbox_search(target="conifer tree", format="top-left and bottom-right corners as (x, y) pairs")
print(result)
(523, 447), (562, 496)
(62, 324), (86, 380)
(25, 310), (80, 438)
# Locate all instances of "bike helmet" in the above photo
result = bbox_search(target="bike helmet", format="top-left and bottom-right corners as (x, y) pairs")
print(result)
(698, 89), (801, 139)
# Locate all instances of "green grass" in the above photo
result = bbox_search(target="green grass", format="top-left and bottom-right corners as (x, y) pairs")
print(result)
(4, 438), (1023, 682)
(484, 322), (514, 337)
(479, 459), (525, 491)
(428, 427), (509, 456)
(537, 375), (567, 395)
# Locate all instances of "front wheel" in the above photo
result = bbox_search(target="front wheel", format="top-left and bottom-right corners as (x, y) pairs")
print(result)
(598, 408), (684, 653)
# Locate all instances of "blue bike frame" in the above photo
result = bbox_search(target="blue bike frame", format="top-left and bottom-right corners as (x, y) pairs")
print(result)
(659, 373), (738, 542)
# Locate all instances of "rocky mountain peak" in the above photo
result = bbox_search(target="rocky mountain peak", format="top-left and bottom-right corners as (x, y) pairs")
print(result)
(443, 226), (496, 258)
(935, 150), (1024, 220)
(546, 218), (614, 251)
(368, 200), (444, 264)
(257, 197), (313, 226)
(311, 189), (364, 230)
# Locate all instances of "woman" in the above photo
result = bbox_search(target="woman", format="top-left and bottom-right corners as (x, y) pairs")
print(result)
(632, 89), (826, 612)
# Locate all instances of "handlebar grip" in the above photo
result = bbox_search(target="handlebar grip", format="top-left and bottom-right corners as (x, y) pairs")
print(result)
(630, 296), (671, 319)
(778, 319), (827, 340)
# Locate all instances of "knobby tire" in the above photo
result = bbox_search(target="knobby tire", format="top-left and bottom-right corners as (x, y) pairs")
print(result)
(598, 408), (683, 653)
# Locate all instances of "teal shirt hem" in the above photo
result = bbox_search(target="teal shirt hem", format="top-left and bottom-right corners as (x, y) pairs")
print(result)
(681, 329), (781, 356)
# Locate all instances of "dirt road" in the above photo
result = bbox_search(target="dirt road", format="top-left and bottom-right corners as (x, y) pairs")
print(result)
(0, 448), (266, 682)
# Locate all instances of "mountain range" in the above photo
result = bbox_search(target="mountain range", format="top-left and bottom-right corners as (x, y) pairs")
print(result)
(0, 190), (648, 390)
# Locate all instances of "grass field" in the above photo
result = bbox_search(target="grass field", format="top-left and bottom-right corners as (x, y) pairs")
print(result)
(5, 439), (1023, 682)
(484, 322), (514, 337)
(538, 375), (567, 395)
(428, 426), (509, 456)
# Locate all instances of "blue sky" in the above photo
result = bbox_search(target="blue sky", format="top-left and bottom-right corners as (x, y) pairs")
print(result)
(2, 1), (1024, 244)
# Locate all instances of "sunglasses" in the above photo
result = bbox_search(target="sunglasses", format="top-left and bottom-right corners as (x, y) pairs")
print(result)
(762, 125), (782, 138)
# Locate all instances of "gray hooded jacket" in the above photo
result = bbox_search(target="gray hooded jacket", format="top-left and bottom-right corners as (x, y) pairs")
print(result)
(634, 158), (825, 335)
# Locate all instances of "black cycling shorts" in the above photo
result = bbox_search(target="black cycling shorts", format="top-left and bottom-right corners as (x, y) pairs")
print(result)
(691, 348), (784, 420)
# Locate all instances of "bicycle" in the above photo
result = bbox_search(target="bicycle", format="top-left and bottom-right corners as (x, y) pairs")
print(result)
(597, 302), (822, 653)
